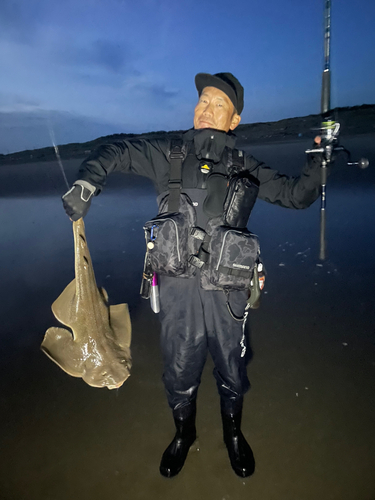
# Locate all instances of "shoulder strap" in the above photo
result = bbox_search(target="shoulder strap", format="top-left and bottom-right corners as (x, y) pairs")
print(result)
(227, 148), (246, 177)
(168, 137), (185, 212)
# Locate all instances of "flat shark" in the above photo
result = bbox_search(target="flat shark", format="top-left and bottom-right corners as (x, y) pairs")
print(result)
(41, 218), (132, 389)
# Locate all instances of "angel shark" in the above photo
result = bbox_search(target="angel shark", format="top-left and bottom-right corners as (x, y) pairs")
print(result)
(41, 218), (132, 389)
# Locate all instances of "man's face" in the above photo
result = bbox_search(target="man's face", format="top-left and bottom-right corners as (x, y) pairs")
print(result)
(194, 86), (241, 132)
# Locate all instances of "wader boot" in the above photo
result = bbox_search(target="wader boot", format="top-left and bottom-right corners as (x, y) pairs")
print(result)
(221, 400), (255, 478)
(159, 401), (197, 478)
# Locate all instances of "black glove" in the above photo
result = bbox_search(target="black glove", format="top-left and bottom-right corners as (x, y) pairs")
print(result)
(62, 181), (96, 221)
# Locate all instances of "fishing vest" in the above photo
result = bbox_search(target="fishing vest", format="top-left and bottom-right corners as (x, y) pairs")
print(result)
(143, 138), (261, 291)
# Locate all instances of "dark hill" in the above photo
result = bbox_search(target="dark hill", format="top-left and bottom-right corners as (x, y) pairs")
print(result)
(1, 105), (374, 166)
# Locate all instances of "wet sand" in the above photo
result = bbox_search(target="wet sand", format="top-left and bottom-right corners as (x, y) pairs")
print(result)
(0, 135), (374, 500)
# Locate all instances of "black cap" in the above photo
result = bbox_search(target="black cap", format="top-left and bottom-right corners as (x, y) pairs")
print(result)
(195, 72), (244, 114)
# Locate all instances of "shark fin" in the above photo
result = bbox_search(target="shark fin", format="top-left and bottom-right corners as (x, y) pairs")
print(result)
(41, 327), (84, 378)
(109, 303), (132, 349)
(51, 279), (76, 328)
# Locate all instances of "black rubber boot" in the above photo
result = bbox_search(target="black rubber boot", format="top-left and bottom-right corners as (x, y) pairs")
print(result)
(221, 403), (255, 478)
(159, 401), (197, 478)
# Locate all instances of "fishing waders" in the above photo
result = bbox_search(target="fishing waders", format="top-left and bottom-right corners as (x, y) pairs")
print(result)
(221, 398), (255, 477)
(159, 400), (197, 478)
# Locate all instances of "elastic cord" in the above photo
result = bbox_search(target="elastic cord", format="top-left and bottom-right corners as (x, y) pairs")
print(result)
(224, 290), (248, 322)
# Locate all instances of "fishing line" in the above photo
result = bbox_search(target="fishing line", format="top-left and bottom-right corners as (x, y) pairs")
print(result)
(48, 123), (70, 191)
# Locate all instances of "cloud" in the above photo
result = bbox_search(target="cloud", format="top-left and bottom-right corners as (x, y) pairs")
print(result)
(147, 84), (179, 101)
(0, 110), (121, 154)
(90, 39), (128, 72)
(0, 92), (41, 112)
(59, 39), (132, 74)
(122, 73), (179, 103)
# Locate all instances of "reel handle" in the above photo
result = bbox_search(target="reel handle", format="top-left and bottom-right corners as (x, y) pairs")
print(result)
(347, 158), (369, 169)
(306, 144), (370, 169)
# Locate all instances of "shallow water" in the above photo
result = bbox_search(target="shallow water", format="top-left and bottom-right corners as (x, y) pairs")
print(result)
(0, 136), (374, 500)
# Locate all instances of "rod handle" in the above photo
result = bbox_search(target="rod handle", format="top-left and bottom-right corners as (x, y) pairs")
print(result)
(319, 208), (326, 261)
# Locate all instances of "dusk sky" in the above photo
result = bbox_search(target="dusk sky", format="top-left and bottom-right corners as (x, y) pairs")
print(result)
(1, 0), (374, 154)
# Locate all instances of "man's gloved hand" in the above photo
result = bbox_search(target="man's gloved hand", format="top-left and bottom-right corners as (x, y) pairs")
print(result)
(62, 180), (96, 221)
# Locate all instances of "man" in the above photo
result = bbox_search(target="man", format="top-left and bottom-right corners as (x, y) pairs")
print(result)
(63, 72), (322, 478)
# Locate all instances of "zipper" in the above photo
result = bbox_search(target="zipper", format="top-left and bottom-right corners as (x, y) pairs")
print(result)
(149, 217), (181, 262)
(216, 230), (237, 271)
(216, 229), (259, 271)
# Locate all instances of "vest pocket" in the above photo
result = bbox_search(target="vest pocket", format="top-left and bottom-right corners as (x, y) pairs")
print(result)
(143, 193), (198, 278)
(144, 213), (189, 276)
(202, 225), (260, 290)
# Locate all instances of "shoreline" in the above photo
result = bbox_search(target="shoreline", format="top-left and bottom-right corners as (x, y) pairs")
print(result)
(1, 103), (374, 166)
(1, 130), (374, 168)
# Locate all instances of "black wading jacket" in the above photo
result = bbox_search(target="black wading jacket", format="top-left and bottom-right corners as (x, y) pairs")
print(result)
(77, 128), (322, 226)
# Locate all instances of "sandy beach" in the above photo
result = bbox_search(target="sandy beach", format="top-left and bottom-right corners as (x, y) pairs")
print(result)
(0, 134), (374, 500)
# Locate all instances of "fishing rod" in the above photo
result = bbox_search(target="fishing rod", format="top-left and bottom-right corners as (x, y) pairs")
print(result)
(306, 0), (369, 260)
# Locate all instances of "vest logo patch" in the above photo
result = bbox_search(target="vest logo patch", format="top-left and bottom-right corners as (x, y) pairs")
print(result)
(232, 263), (250, 270)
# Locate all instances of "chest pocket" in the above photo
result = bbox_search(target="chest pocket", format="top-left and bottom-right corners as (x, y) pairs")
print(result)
(143, 193), (198, 278)
(200, 217), (260, 291)
(202, 173), (228, 218)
